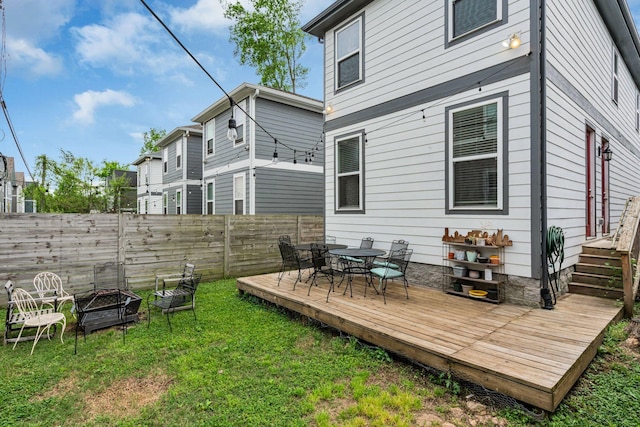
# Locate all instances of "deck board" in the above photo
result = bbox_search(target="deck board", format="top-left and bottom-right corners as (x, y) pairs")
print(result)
(236, 272), (623, 411)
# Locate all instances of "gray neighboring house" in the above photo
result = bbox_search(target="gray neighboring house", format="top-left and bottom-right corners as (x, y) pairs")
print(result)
(156, 125), (203, 214)
(191, 83), (324, 215)
(132, 152), (163, 214)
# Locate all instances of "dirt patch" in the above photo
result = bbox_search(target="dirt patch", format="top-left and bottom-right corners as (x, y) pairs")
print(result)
(31, 375), (80, 402)
(83, 373), (173, 421)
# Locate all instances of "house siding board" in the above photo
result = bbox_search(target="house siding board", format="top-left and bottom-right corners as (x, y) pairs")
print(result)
(186, 134), (203, 180)
(214, 172), (234, 215)
(163, 138), (183, 183)
(253, 98), (324, 162)
(186, 185), (202, 214)
(324, 76), (533, 276)
(206, 102), (250, 171)
(544, 0), (640, 269)
(323, 0), (530, 120)
(254, 168), (323, 214)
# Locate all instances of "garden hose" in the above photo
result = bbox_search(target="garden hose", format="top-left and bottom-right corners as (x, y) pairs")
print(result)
(545, 226), (565, 306)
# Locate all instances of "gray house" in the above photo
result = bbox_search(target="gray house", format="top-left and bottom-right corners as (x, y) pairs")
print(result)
(156, 125), (203, 214)
(191, 83), (324, 215)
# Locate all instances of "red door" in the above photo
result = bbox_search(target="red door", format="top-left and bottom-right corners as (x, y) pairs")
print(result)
(586, 127), (596, 237)
(601, 138), (610, 235)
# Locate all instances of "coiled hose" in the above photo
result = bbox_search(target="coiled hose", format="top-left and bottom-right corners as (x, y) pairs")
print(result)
(546, 226), (565, 305)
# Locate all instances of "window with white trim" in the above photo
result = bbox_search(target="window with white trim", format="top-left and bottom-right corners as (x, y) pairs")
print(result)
(206, 181), (215, 214)
(176, 140), (182, 170)
(613, 50), (619, 105)
(233, 173), (245, 215)
(205, 119), (215, 156)
(335, 132), (364, 213)
(335, 16), (363, 90)
(163, 192), (168, 214)
(176, 190), (182, 215)
(232, 101), (246, 146)
(447, 96), (505, 211)
(163, 147), (168, 173)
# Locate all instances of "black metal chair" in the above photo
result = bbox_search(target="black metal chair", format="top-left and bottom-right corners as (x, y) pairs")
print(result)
(371, 239), (409, 269)
(309, 243), (343, 302)
(147, 273), (201, 332)
(277, 241), (312, 289)
(368, 248), (413, 304)
(278, 235), (292, 244)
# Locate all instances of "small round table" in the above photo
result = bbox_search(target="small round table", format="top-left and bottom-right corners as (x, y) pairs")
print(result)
(329, 248), (386, 298)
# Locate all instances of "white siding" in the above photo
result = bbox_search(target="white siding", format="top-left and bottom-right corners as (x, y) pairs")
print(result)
(324, 0), (530, 119)
(325, 76), (533, 277)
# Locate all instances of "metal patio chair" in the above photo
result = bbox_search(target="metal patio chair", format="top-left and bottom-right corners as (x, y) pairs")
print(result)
(309, 243), (343, 302)
(371, 239), (409, 269)
(278, 241), (312, 289)
(9, 283), (66, 355)
(33, 272), (74, 312)
(368, 248), (413, 304)
(147, 272), (201, 332)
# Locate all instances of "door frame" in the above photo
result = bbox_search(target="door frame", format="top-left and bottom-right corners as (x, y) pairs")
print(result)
(585, 126), (596, 238)
(601, 137), (610, 235)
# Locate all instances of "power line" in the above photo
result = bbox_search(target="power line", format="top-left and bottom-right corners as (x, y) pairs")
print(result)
(139, 0), (302, 154)
(0, 95), (35, 181)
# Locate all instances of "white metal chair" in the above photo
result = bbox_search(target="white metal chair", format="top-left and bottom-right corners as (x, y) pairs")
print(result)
(153, 263), (196, 306)
(10, 285), (66, 355)
(33, 272), (74, 312)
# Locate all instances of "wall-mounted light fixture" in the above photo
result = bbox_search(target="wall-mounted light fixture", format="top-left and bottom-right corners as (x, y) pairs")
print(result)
(323, 103), (334, 115)
(502, 33), (521, 49)
(603, 146), (613, 162)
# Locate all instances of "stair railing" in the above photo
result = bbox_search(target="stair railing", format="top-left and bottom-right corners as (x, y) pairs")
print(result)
(614, 196), (640, 317)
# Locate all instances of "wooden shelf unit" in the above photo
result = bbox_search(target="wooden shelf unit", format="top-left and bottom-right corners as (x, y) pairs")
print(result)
(442, 242), (506, 303)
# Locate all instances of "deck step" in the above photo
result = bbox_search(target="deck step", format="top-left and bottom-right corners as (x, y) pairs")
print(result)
(571, 271), (622, 287)
(568, 282), (624, 299)
(577, 253), (621, 267)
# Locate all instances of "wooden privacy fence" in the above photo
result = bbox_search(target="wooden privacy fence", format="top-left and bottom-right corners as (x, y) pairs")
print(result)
(0, 213), (323, 298)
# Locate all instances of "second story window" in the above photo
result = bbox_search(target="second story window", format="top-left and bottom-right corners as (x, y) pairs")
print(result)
(205, 119), (215, 155)
(451, 0), (498, 38)
(335, 16), (363, 91)
(163, 147), (168, 173)
(176, 140), (182, 170)
(232, 101), (246, 146)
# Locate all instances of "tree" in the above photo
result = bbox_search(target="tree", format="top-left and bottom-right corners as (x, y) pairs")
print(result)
(140, 128), (166, 156)
(223, 0), (309, 93)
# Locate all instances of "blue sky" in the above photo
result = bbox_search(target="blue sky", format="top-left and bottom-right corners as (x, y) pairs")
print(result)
(0, 0), (330, 179)
(2, 0), (640, 180)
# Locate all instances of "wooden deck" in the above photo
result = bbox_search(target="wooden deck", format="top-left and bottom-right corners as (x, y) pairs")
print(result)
(236, 272), (623, 412)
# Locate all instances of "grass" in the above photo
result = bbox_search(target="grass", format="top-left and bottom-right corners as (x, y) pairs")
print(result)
(1, 278), (639, 426)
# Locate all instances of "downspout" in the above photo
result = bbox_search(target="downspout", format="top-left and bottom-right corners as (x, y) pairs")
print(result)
(538, 0), (551, 307)
(250, 88), (259, 215)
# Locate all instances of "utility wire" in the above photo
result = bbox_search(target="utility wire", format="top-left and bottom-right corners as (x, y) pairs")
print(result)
(0, 94), (35, 181)
(139, 0), (301, 154)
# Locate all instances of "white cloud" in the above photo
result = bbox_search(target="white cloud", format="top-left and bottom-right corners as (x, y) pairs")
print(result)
(5, 0), (74, 42)
(6, 38), (63, 78)
(169, 0), (239, 33)
(72, 89), (137, 124)
(71, 12), (184, 76)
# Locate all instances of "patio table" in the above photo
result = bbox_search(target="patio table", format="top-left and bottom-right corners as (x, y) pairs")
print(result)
(294, 243), (348, 251)
(329, 248), (385, 297)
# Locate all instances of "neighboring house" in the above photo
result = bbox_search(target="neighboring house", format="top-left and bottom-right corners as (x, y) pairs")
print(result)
(191, 83), (324, 215)
(132, 152), (163, 214)
(0, 156), (26, 213)
(107, 170), (137, 213)
(156, 125), (203, 215)
(303, 0), (640, 305)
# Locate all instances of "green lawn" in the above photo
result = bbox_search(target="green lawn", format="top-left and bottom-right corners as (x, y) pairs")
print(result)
(1, 279), (639, 426)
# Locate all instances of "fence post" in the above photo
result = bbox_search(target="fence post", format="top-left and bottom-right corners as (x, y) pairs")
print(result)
(118, 213), (125, 265)
(224, 215), (230, 277)
(296, 215), (302, 244)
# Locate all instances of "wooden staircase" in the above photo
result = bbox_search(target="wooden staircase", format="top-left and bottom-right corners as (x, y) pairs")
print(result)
(568, 241), (624, 300)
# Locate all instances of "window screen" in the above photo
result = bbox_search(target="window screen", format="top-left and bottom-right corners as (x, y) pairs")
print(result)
(337, 136), (362, 210)
(453, 0), (497, 38)
(336, 19), (361, 89)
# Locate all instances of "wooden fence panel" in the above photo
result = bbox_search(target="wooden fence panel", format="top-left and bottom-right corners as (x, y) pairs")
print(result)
(0, 213), (323, 300)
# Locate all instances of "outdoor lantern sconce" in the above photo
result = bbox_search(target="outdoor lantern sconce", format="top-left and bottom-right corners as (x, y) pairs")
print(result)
(502, 33), (521, 49)
(603, 146), (613, 162)
(272, 140), (279, 164)
(226, 97), (237, 142)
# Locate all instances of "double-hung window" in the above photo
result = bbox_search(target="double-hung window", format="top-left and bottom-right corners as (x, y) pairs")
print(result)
(447, 0), (505, 46)
(163, 147), (168, 173)
(447, 95), (506, 212)
(205, 119), (215, 156)
(176, 190), (182, 215)
(206, 181), (214, 214)
(335, 16), (363, 91)
(233, 173), (245, 215)
(335, 132), (364, 213)
(176, 140), (182, 170)
(232, 101), (246, 146)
